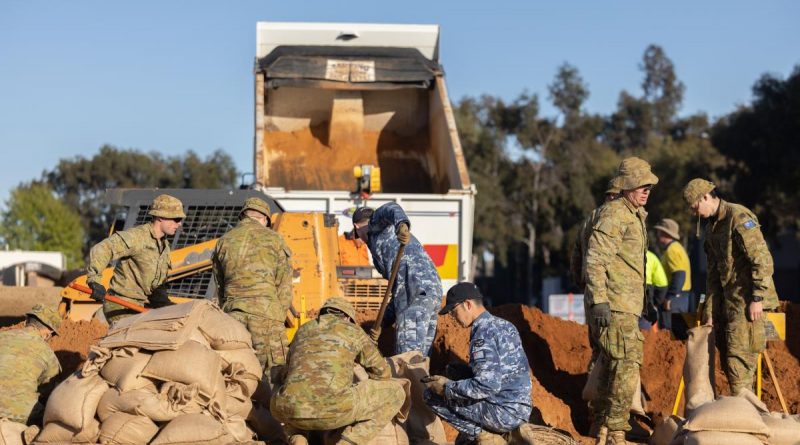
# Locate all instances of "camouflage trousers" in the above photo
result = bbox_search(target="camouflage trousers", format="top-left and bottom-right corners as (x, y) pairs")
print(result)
(394, 292), (441, 356)
(275, 380), (405, 445)
(715, 318), (766, 395)
(424, 390), (528, 438)
(102, 293), (172, 325)
(594, 312), (643, 432)
(226, 310), (288, 372)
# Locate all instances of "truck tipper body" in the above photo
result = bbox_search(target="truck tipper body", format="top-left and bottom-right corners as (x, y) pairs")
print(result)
(253, 22), (475, 299)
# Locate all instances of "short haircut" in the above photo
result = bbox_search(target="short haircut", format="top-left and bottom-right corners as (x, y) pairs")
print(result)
(26, 317), (49, 331)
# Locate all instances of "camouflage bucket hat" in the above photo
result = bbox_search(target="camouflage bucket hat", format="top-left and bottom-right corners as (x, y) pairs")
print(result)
(653, 218), (681, 240)
(683, 178), (715, 206)
(26, 304), (62, 335)
(321, 297), (357, 322)
(240, 197), (271, 220)
(149, 194), (186, 219)
(605, 178), (621, 196)
(610, 157), (659, 191)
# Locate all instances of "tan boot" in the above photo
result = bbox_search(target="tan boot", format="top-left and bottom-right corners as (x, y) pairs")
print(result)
(594, 426), (608, 445)
(607, 430), (629, 445)
(476, 430), (508, 445)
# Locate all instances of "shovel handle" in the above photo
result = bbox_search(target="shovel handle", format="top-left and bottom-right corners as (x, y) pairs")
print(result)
(68, 283), (149, 313)
(370, 243), (406, 340)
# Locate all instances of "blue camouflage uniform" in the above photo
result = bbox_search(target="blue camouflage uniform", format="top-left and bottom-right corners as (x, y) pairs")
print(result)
(424, 312), (532, 438)
(366, 203), (443, 356)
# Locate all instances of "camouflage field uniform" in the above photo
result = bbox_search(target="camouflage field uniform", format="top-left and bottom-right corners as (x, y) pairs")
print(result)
(213, 216), (293, 371)
(365, 203), (443, 356)
(424, 312), (532, 438)
(584, 197), (647, 432)
(271, 311), (405, 445)
(702, 200), (779, 394)
(87, 222), (172, 323)
(0, 328), (60, 423)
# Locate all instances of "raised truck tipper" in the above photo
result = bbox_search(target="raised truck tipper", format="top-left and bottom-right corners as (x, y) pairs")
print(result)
(61, 21), (474, 331)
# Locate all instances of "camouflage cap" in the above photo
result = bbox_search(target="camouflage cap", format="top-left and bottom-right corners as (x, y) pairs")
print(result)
(26, 304), (62, 335)
(610, 157), (659, 191)
(351, 207), (374, 224)
(149, 194), (186, 219)
(605, 178), (621, 196)
(653, 218), (681, 240)
(683, 178), (715, 206)
(320, 297), (357, 323)
(240, 197), (271, 220)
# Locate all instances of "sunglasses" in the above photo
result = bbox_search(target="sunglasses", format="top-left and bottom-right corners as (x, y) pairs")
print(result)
(166, 217), (184, 223)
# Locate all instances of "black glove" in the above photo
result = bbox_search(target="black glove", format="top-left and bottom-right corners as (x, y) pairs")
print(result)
(89, 282), (106, 303)
(643, 293), (658, 324)
(591, 303), (611, 328)
(396, 223), (410, 245)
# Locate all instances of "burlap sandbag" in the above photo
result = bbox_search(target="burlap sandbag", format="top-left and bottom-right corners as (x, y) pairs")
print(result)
(683, 396), (770, 439)
(98, 412), (159, 445)
(224, 417), (255, 443)
(33, 419), (100, 444)
(100, 347), (156, 392)
(683, 431), (764, 445)
(81, 345), (113, 377)
(736, 388), (769, 414)
(219, 349), (262, 397)
(367, 420), (409, 445)
(96, 388), (156, 422)
(761, 413), (800, 445)
(100, 300), (210, 351)
(225, 389), (254, 419)
(43, 372), (109, 431)
(142, 340), (223, 397)
(683, 326), (716, 413)
(150, 414), (233, 445)
(582, 355), (646, 415)
(386, 352), (446, 443)
(0, 419), (27, 445)
(196, 305), (252, 350)
(649, 415), (682, 445)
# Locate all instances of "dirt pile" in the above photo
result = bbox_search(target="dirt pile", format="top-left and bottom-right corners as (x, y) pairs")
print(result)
(360, 302), (800, 442)
(48, 319), (109, 385)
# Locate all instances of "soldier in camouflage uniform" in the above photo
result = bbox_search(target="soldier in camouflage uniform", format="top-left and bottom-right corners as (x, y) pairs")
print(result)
(271, 298), (405, 445)
(0, 305), (61, 424)
(87, 194), (184, 324)
(682, 179), (779, 394)
(423, 283), (533, 445)
(213, 197), (293, 374)
(352, 203), (443, 356)
(584, 157), (657, 445)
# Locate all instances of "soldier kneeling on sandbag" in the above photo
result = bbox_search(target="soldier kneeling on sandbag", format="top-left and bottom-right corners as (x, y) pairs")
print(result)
(270, 297), (406, 445)
(0, 304), (62, 426)
(422, 283), (535, 445)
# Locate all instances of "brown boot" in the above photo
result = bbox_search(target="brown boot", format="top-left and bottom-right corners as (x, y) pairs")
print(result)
(593, 426), (608, 445)
(476, 430), (508, 445)
(607, 430), (629, 445)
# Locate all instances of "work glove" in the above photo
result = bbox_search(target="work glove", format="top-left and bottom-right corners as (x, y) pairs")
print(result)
(643, 294), (658, 324)
(421, 375), (451, 397)
(89, 282), (106, 303)
(591, 303), (611, 328)
(396, 223), (410, 245)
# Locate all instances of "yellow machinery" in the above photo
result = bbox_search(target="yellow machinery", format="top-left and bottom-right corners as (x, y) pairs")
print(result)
(61, 189), (344, 340)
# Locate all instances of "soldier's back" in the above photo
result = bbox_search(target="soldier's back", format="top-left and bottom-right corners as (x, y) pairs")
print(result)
(0, 328), (60, 422)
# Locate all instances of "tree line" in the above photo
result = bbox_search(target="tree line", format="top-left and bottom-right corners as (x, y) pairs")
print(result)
(1, 45), (797, 291)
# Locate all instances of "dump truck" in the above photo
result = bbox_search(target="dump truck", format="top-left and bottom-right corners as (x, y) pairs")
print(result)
(61, 21), (474, 329)
(254, 22), (475, 304)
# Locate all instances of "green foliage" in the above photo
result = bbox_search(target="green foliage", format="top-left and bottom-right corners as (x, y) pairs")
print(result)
(712, 65), (800, 238)
(0, 182), (85, 268)
(45, 145), (239, 253)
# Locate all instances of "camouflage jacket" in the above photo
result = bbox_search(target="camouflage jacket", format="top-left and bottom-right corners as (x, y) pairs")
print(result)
(213, 218), (293, 321)
(569, 203), (607, 289)
(445, 312), (532, 420)
(584, 198), (648, 315)
(275, 314), (390, 420)
(0, 328), (60, 423)
(87, 223), (170, 302)
(703, 200), (779, 323)
(366, 203), (442, 323)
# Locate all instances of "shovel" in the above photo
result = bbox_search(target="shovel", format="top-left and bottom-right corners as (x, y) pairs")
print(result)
(68, 282), (149, 313)
(370, 244), (406, 341)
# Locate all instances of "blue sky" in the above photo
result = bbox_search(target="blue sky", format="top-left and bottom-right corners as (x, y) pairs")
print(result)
(1, 0), (798, 206)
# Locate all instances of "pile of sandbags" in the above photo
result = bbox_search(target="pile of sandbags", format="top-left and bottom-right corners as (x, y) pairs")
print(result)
(33, 300), (265, 445)
(682, 326), (716, 415)
(666, 393), (771, 445)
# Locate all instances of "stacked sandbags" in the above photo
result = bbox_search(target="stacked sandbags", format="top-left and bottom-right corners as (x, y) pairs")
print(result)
(682, 326), (716, 414)
(670, 394), (771, 445)
(34, 300), (265, 445)
(760, 413), (800, 445)
(385, 351), (446, 444)
(0, 419), (37, 445)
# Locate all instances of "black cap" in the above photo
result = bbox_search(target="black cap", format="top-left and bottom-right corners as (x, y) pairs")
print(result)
(439, 282), (482, 315)
(352, 206), (374, 224)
